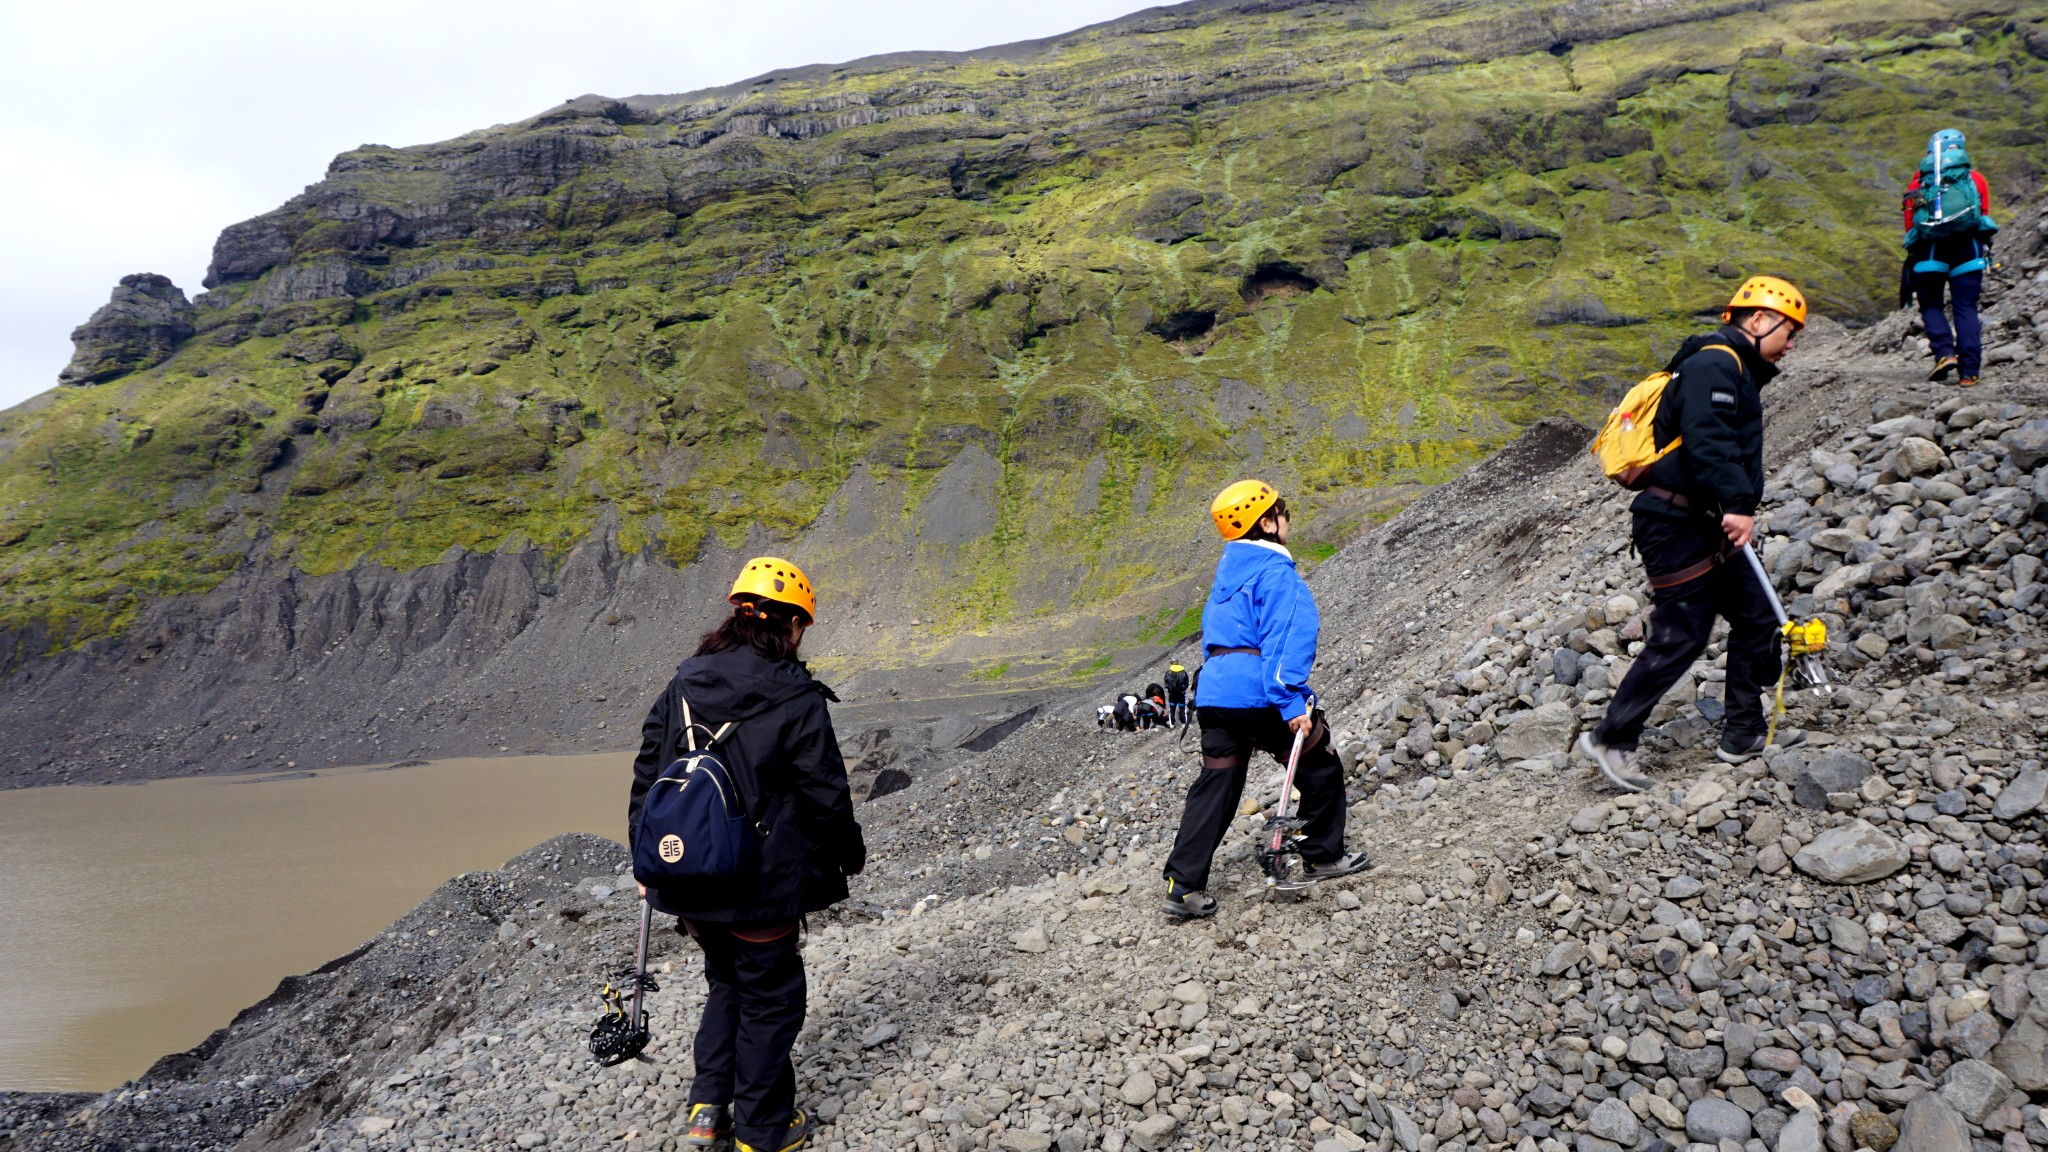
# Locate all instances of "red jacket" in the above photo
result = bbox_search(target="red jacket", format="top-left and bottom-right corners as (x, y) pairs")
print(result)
(1903, 169), (1991, 233)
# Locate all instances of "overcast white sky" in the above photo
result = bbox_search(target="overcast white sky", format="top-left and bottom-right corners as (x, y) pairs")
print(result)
(0, 0), (1153, 410)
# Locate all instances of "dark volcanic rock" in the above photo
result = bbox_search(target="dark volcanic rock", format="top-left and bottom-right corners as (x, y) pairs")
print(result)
(57, 273), (195, 385)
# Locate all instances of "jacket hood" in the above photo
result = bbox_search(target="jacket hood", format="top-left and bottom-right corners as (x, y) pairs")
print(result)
(1666, 326), (1781, 388)
(674, 646), (823, 724)
(1211, 539), (1296, 600)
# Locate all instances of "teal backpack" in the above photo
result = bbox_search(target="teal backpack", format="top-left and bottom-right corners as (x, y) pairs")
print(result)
(1907, 130), (1986, 244)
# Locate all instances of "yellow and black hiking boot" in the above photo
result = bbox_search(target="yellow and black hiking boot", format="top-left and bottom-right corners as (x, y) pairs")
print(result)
(1929, 355), (1958, 381)
(735, 1109), (808, 1152)
(685, 1103), (731, 1147)
(1162, 879), (1218, 919)
(1958, 376), (1979, 388)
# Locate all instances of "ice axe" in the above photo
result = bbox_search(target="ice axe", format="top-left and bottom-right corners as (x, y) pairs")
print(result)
(1740, 543), (1834, 698)
(588, 898), (657, 1066)
(1256, 729), (1311, 897)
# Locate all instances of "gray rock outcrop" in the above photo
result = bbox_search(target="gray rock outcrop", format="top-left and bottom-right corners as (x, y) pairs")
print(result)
(57, 273), (194, 385)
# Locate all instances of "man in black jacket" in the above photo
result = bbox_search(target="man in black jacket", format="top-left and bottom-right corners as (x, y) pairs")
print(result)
(1163, 663), (1191, 726)
(630, 557), (861, 1152)
(1578, 277), (1808, 791)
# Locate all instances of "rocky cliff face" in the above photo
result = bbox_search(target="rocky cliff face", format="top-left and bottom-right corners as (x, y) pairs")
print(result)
(2, 0), (2047, 781)
(56, 274), (195, 386)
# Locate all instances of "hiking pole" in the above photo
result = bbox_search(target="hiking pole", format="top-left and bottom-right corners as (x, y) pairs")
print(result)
(589, 899), (655, 1065)
(627, 896), (652, 1033)
(1258, 729), (1310, 897)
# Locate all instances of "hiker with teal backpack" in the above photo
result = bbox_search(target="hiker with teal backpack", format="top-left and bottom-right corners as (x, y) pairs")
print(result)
(1902, 129), (1998, 386)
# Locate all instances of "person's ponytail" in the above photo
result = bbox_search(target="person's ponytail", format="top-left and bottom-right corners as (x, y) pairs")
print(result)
(696, 597), (804, 661)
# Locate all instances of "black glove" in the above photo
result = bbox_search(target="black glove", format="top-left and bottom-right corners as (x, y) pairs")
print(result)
(1898, 257), (1914, 310)
(838, 825), (867, 876)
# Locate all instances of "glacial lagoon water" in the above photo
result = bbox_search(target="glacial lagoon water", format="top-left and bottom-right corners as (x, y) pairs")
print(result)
(0, 753), (629, 1091)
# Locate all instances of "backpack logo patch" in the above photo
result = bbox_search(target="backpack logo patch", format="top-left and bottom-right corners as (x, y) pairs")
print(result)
(659, 834), (685, 863)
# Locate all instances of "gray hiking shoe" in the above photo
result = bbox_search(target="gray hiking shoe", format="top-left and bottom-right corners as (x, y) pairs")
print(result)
(1577, 731), (1650, 793)
(1303, 851), (1373, 880)
(1716, 728), (1805, 765)
(1162, 882), (1218, 919)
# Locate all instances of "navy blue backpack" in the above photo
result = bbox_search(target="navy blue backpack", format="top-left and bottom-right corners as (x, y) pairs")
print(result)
(632, 698), (762, 884)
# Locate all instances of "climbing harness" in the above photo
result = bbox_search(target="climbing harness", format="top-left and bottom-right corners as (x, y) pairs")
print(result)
(1257, 730), (1311, 897)
(1740, 544), (1834, 747)
(588, 898), (658, 1066)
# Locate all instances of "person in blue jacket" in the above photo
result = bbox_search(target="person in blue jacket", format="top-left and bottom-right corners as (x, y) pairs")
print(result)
(1162, 481), (1371, 917)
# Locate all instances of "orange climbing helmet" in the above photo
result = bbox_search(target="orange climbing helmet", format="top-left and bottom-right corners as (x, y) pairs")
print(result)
(729, 556), (816, 623)
(1211, 480), (1281, 540)
(1722, 275), (1807, 328)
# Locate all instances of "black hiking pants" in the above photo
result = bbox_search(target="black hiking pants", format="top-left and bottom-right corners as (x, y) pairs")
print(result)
(1592, 512), (1781, 751)
(684, 919), (804, 1149)
(1164, 706), (1345, 892)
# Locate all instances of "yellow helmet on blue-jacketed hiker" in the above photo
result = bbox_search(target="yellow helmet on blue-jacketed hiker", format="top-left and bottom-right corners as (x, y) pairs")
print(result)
(729, 556), (816, 623)
(1210, 480), (1280, 540)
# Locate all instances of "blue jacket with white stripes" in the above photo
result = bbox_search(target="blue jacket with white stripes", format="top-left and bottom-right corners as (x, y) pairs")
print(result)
(1192, 539), (1319, 721)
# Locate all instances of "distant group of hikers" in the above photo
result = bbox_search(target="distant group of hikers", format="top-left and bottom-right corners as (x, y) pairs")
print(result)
(1096, 663), (1193, 730)
(609, 129), (1995, 1150)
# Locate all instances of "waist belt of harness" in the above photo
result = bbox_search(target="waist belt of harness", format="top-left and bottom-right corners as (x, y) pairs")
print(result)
(1643, 486), (1692, 510)
(1206, 645), (1261, 657)
(1917, 240), (1986, 279)
(1649, 548), (1728, 591)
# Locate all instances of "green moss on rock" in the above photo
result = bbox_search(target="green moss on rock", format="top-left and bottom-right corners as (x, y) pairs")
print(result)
(2, 0), (2044, 660)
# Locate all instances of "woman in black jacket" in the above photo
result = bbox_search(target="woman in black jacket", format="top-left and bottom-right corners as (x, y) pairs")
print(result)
(629, 556), (862, 1152)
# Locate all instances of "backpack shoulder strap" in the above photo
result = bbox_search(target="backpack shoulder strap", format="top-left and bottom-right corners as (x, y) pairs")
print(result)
(1695, 342), (1746, 383)
(676, 695), (738, 754)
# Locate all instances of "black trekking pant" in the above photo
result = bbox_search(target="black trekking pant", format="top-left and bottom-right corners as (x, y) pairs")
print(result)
(1593, 512), (1781, 751)
(1164, 706), (1345, 892)
(684, 919), (804, 1150)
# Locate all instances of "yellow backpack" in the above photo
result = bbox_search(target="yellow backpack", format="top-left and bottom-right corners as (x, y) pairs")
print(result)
(1590, 344), (1739, 488)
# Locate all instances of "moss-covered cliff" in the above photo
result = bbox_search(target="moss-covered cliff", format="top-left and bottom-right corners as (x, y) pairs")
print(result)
(3, 0), (2045, 677)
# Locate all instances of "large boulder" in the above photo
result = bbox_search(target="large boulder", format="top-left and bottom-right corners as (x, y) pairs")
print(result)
(1893, 1091), (1971, 1152)
(1794, 750), (1872, 809)
(1993, 768), (2047, 821)
(1685, 1097), (1751, 1144)
(1587, 1099), (1639, 1146)
(1989, 974), (2048, 1091)
(1890, 436), (1946, 477)
(2000, 420), (2048, 471)
(1792, 819), (1908, 883)
(1776, 1108), (1822, 1152)
(57, 273), (195, 385)
(1495, 701), (1577, 760)
(1938, 1059), (2013, 1124)
(1129, 1114), (1178, 1151)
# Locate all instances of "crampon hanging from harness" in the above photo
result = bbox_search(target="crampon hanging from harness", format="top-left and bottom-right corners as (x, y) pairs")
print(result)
(1740, 544), (1834, 746)
(1257, 730), (1311, 897)
(589, 898), (658, 1066)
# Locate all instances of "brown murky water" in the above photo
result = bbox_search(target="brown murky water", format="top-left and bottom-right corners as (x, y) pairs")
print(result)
(0, 753), (630, 1092)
